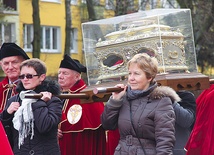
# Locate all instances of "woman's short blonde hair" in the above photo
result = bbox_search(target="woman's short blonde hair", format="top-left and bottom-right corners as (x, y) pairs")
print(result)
(127, 53), (158, 80)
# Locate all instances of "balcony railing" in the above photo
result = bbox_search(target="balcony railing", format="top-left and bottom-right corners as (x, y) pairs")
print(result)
(0, 0), (17, 15)
(3, 0), (17, 10)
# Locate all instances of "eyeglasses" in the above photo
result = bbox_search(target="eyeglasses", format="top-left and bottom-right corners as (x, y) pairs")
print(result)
(19, 74), (39, 79)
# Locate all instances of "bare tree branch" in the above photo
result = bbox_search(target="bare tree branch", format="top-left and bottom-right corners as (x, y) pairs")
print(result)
(32, 0), (41, 58)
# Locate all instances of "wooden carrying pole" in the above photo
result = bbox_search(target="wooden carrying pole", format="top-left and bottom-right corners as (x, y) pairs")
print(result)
(93, 87), (124, 94)
(19, 77), (214, 102)
(210, 79), (214, 84)
(20, 93), (90, 100)
(19, 87), (124, 103)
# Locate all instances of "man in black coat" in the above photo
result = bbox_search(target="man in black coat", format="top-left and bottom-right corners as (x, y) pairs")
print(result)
(173, 90), (196, 155)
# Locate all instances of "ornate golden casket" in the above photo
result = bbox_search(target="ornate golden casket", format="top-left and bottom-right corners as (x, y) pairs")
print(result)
(82, 9), (209, 91)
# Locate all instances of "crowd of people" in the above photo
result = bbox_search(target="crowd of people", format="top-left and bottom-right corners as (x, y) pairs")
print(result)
(0, 42), (212, 155)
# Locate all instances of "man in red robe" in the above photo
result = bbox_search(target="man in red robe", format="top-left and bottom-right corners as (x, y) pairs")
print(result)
(58, 54), (106, 155)
(185, 84), (214, 154)
(106, 129), (120, 155)
(0, 43), (29, 113)
(0, 43), (29, 149)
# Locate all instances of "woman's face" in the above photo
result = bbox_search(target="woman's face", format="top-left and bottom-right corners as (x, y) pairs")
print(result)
(20, 66), (45, 90)
(128, 63), (152, 90)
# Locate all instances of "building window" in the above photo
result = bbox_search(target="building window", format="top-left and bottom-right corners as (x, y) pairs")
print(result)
(23, 24), (60, 53)
(71, 0), (78, 5)
(106, 0), (115, 10)
(41, 0), (60, 3)
(70, 28), (78, 53)
(0, 23), (16, 45)
(80, 0), (100, 5)
(81, 0), (86, 4)
(94, 0), (100, 5)
(23, 24), (33, 50)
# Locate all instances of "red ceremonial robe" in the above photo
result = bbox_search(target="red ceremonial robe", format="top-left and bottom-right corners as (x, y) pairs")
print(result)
(0, 122), (13, 155)
(185, 84), (214, 155)
(106, 129), (120, 155)
(0, 77), (17, 113)
(58, 79), (106, 155)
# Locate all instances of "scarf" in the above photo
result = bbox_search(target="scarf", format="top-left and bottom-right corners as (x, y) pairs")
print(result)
(127, 82), (157, 100)
(12, 90), (38, 149)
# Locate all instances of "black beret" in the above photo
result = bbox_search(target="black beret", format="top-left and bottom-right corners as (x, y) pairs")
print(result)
(0, 43), (30, 60)
(59, 54), (86, 73)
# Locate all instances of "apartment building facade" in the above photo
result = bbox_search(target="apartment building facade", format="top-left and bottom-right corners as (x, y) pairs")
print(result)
(0, 0), (113, 77)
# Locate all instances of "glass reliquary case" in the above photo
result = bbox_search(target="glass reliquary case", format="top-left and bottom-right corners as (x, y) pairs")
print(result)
(82, 9), (209, 91)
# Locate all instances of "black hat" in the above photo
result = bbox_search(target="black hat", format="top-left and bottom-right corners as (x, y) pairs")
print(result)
(59, 54), (86, 73)
(0, 43), (30, 60)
